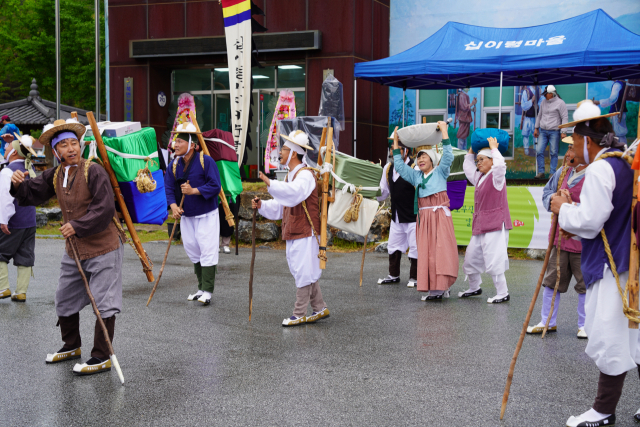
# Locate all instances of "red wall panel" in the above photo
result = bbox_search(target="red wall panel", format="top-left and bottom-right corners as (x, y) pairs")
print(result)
(109, 5), (147, 65)
(149, 4), (185, 39)
(186, 2), (226, 37)
(110, 66), (148, 124)
(373, 1), (389, 60)
(263, 0), (306, 32)
(354, 0), (372, 60)
(308, 0), (355, 56)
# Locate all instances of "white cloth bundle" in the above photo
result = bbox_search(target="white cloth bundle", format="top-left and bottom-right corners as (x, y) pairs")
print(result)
(328, 190), (379, 237)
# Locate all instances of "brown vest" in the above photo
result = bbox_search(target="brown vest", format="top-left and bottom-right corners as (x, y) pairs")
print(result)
(56, 158), (121, 260)
(281, 168), (321, 241)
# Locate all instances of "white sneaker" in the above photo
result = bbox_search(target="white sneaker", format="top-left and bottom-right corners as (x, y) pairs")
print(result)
(577, 327), (588, 339)
(187, 291), (203, 301)
(406, 279), (417, 288)
(566, 412), (614, 426)
(223, 246), (231, 254)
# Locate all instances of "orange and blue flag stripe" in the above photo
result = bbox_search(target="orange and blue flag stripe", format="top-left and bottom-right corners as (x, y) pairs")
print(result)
(221, 0), (251, 27)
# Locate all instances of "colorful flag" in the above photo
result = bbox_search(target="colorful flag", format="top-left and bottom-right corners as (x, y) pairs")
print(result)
(221, 0), (252, 165)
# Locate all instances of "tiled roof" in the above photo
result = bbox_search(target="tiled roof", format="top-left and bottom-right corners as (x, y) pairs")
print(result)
(0, 79), (105, 126)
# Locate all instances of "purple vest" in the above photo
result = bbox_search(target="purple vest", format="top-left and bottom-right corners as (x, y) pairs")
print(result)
(5, 162), (36, 229)
(581, 149), (633, 288)
(549, 168), (584, 253)
(472, 173), (513, 236)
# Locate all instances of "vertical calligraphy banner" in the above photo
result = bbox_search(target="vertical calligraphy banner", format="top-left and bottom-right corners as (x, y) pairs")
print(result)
(221, 0), (253, 165)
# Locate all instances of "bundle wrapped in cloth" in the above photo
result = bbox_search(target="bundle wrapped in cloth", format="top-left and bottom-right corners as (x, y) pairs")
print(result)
(84, 127), (168, 225)
(321, 147), (383, 237)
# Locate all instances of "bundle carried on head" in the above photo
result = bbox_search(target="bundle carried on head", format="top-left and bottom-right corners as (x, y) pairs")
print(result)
(471, 128), (510, 154)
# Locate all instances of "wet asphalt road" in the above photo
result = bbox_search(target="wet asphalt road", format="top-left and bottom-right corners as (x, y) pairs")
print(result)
(1, 238), (639, 427)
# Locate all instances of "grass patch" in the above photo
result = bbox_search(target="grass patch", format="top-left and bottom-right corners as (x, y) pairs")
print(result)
(242, 182), (268, 192)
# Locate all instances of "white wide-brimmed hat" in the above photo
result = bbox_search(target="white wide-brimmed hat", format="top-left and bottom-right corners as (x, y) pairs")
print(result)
(12, 133), (37, 157)
(280, 130), (314, 152)
(170, 122), (202, 135)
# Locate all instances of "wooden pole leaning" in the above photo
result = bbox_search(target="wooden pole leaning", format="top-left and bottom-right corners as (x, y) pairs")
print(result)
(249, 208), (257, 321)
(319, 119), (333, 270)
(629, 117), (640, 330)
(359, 234), (368, 287)
(191, 119), (235, 228)
(146, 189), (187, 307)
(68, 236), (124, 385)
(500, 215), (559, 420)
(86, 112), (154, 282)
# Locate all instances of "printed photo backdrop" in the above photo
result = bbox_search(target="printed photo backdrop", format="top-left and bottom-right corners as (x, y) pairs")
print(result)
(451, 187), (552, 249)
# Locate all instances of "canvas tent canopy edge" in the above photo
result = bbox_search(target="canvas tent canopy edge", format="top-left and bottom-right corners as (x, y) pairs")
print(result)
(354, 9), (640, 90)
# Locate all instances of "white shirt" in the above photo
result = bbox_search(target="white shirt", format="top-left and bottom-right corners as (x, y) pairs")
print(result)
(259, 163), (317, 223)
(463, 148), (507, 191)
(559, 148), (615, 240)
(0, 160), (22, 225)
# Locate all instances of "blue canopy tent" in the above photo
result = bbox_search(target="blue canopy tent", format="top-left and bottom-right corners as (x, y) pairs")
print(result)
(353, 9), (640, 151)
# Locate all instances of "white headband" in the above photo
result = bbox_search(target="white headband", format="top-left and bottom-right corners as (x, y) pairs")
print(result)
(477, 148), (493, 158)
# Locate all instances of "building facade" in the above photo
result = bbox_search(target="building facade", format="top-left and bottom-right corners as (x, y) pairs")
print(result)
(108, 0), (390, 165)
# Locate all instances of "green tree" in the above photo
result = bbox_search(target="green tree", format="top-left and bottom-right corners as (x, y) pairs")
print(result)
(0, 0), (105, 112)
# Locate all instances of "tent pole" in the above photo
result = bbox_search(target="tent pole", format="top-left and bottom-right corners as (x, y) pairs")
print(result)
(354, 77), (357, 158)
(95, 0), (100, 119)
(402, 88), (406, 127)
(498, 72), (503, 132)
(55, 0), (60, 120)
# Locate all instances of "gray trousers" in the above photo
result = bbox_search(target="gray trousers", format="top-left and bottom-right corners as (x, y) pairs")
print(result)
(55, 244), (123, 318)
(293, 281), (326, 317)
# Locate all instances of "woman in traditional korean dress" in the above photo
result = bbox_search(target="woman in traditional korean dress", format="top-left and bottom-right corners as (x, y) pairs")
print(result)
(392, 121), (459, 301)
(459, 137), (512, 303)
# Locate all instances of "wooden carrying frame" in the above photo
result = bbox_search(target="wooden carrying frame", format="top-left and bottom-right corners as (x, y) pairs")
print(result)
(192, 117), (235, 228)
(85, 112), (155, 282)
(317, 117), (334, 270)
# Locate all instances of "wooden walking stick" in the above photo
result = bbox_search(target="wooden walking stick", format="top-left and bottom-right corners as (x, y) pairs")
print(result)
(249, 208), (257, 321)
(542, 167), (571, 338)
(319, 119), (334, 269)
(191, 116), (235, 228)
(146, 188), (187, 307)
(359, 235), (368, 287)
(235, 211), (239, 256)
(68, 236), (125, 385)
(500, 215), (559, 420)
(86, 112), (154, 282)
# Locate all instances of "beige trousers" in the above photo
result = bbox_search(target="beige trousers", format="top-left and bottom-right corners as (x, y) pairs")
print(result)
(293, 281), (326, 317)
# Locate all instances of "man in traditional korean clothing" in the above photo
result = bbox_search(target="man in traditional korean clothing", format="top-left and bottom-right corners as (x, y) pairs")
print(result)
(0, 134), (37, 302)
(252, 130), (329, 326)
(377, 143), (417, 287)
(550, 100), (639, 427)
(10, 119), (124, 376)
(165, 123), (222, 306)
(527, 139), (587, 338)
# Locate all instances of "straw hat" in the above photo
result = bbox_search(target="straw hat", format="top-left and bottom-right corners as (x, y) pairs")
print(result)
(562, 135), (574, 144)
(280, 130), (314, 151)
(559, 99), (618, 129)
(12, 133), (37, 157)
(39, 119), (86, 146)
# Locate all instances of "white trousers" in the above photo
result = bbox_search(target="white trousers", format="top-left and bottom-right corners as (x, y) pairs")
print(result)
(387, 220), (418, 259)
(286, 235), (322, 288)
(181, 209), (220, 267)
(585, 267), (640, 376)
(463, 225), (509, 276)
